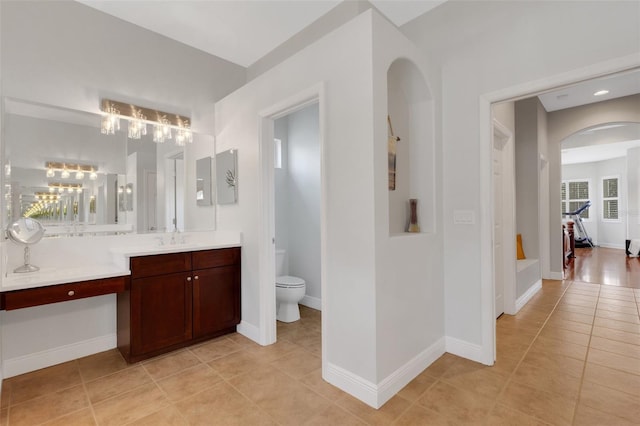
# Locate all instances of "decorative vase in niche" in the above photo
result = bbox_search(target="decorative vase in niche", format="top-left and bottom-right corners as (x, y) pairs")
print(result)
(408, 198), (420, 233)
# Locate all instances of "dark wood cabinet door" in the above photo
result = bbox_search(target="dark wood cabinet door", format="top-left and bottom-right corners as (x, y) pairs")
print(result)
(131, 272), (193, 355)
(193, 266), (240, 338)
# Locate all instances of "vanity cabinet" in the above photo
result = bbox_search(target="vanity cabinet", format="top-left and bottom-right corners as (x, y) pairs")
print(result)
(118, 247), (240, 363)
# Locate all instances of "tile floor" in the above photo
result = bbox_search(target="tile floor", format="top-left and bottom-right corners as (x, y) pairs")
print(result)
(1, 254), (640, 424)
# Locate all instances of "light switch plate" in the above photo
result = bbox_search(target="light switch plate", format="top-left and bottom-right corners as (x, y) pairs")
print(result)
(453, 210), (475, 225)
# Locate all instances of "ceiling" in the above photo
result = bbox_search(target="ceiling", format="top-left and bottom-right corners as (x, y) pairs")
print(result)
(538, 68), (640, 112)
(77, 0), (447, 68)
(75, 1), (639, 167)
(537, 69), (640, 165)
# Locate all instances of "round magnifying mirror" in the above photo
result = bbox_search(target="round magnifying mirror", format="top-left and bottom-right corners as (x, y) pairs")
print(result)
(6, 218), (45, 273)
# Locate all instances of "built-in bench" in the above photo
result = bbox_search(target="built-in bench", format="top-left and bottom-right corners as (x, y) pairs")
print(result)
(516, 258), (541, 312)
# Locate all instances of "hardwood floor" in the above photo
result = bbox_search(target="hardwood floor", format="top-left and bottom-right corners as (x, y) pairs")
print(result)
(565, 247), (640, 288)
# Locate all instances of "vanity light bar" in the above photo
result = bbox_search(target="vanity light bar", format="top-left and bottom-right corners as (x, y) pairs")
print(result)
(45, 162), (97, 173)
(34, 192), (61, 201)
(100, 99), (192, 144)
(48, 183), (82, 191)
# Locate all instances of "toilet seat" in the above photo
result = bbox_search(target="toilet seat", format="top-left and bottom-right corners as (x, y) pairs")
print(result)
(276, 275), (305, 288)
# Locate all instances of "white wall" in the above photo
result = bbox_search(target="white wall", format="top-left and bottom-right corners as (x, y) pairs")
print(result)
(275, 104), (322, 305)
(402, 0), (640, 359)
(628, 148), (640, 240)
(562, 157), (627, 248)
(215, 11), (379, 385)
(371, 13), (442, 391)
(515, 98), (541, 261)
(0, 0), (245, 378)
(215, 9), (443, 407)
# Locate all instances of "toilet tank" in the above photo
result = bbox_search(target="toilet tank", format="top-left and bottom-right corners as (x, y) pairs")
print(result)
(276, 249), (286, 276)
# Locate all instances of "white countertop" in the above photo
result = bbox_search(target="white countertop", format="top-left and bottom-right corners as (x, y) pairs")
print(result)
(2, 264), (130, 292)
(1, 232), (242, 293)
(109, 241), (241, 257)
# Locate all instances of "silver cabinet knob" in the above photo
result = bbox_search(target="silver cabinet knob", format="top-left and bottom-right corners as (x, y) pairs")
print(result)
(68, 290), (75, 296)
(194, 275), (199, 280)
(186, 277), (192, 282)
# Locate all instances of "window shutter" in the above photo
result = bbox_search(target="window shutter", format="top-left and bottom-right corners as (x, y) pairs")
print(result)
(603, 178), (618, 198)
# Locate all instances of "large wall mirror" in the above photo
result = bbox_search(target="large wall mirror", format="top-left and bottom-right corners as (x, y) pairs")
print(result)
(2, 98), (216, 236)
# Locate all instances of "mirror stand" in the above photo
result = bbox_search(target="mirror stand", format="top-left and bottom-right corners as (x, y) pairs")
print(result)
(15, 246), (39, 273)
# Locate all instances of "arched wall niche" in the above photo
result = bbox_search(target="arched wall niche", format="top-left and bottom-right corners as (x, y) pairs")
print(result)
(387, 57), (434, 235)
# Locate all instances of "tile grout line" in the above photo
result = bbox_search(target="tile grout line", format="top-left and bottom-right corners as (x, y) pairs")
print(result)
(568, 282), (600, 425)
(486, 279), (575, 424)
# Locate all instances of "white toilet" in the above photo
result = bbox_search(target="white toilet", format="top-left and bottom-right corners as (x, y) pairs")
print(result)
(276, 249), (306, 322)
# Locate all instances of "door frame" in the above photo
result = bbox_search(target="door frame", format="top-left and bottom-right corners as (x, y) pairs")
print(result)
(257, 83), (327, 368)
(479, 54), (640, 365)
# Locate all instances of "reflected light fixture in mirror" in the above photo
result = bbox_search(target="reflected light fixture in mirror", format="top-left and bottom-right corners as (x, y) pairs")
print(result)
(45, 161), (98, 180)
(100, 99), (192, 145)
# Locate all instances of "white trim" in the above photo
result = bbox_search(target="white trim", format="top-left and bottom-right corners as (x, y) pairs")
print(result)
(598, 243), (625, 249)
(376, 337), (445, 407)
(445, 336), (485, 364)
(325, 337), (446, 409)
(300, 295), (322, 311)
(479, 99), (496, 366)
(237, 320), (262, 344)
(515, 279), (542, 313)
(480, 54), (640, 370)
(2, 334), (116, 378)
(325, 362), (378, 408)
(493, 119), (517, 319)
(545, 271), (564, 280)
(258, 82), (328, 371)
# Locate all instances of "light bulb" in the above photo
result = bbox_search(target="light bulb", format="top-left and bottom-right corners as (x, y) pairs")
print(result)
(58, 187), (64, 193)
(75, 170), (84, 180)
(61, 169), (70, 179)
(89, 171), (97, 180)
(76, 187), (83, 193)
(49, 187), (54, 193)
(46, 168), (55, 178)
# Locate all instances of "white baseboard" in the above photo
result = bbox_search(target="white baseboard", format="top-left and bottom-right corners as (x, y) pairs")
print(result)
(545, 271), (564, 280)
(598, 243), (625, 249)
(2, 334), (116, 378)
(515, 279), (542, 313)
(325, 337), (446, 409)
(237, 320), (261, 344)
(325, 362), (378, 408)
(376, 337), (445, 406)
(445, 336), (484, 364)
(300, 295), (321, 311)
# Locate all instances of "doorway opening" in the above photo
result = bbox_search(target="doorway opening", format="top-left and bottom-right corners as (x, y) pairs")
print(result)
(487, 64), (640, 364)
(257, 84), (327, 371)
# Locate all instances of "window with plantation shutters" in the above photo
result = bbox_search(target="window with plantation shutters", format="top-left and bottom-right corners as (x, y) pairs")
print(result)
(602, 177), (619, 220)
(562, 180), (590, 219)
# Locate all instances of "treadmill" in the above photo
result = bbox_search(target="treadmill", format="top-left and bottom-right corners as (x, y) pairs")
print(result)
(563, 200), (594, 248)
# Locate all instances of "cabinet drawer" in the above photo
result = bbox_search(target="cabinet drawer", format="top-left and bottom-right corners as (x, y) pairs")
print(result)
(131, 252), (191, 278)
(3, 276), (127, 310)
(192, 247), (240, 269)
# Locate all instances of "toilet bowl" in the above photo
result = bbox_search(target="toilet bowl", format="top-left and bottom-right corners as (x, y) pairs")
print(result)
(275, 249), (306, 322)
(276, 276), (306, 322)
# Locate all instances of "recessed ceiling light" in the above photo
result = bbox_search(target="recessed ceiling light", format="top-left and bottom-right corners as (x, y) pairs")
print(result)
(593, 90), (610, 96)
